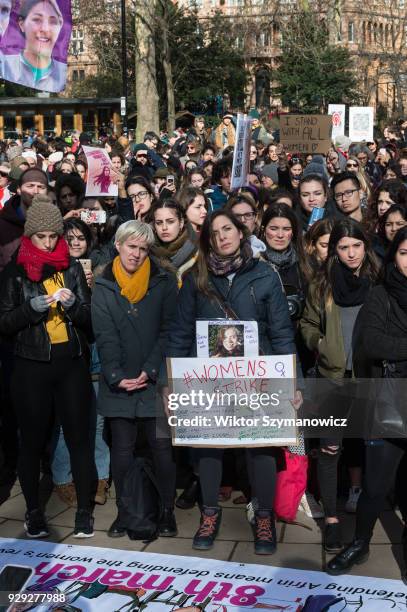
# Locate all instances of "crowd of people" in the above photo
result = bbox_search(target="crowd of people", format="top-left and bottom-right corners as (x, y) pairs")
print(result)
(0, 111), (407, 577)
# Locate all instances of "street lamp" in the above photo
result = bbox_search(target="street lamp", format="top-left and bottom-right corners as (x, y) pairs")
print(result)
(121, 0), (127, 134)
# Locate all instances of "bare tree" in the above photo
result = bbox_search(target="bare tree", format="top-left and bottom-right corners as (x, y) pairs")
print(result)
(134, 0), (160, 139)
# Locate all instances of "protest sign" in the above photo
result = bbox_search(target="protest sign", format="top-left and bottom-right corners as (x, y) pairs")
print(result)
(349, 106), (374, 142)
(230, 113), (252, 190)
(0, 0), (72, 93)
(328, 103), (346, 138)
(83, 146), (119, 197)
(166, 355), (297, 447)
(280, 114), (332, 154)
(196, 320), (259, 358)
(0, 538), (406, 611)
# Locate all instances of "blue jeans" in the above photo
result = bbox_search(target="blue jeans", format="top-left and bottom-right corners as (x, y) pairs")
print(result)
(51, 382), (110, 484)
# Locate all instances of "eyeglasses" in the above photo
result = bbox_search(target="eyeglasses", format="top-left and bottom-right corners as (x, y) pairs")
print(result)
(234, 212), (256, 221)
(346, 163), (358, 168)
(334, 188), (359, 201)
(129, 190), (149, 202)
(136, 153), (148, 159)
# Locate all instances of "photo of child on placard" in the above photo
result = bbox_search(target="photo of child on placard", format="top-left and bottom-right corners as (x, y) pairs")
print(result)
(209, 324), (245, 358)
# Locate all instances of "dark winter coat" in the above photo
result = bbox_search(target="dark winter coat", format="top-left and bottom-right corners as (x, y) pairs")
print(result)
(91, 259), (178, 418)
(167, 258), (296, 358)
(357, 284), (407, 378)
(0, 194), (24, 274)
(0, 257), (92, 361)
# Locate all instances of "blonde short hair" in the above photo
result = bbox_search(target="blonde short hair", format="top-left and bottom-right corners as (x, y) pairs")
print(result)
(115, 220), (155, 247)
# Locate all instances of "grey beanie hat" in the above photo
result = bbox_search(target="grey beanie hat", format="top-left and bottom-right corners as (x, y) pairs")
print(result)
(24, 195), (64, 237)
(261, 163), (278, 184)
(302, 155), (329, 182)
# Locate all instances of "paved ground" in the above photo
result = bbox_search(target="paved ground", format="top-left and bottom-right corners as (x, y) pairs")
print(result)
(0, 478), (404, 582)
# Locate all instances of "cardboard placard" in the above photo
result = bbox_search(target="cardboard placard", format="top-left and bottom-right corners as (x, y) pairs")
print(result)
(280, 114), (332, 154)
(167, 355), (297, 447)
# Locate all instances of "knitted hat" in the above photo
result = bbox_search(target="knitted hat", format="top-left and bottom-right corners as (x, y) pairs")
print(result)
(7, 145), (23, 162)
(249, 108), (260, 120)
(302, 155), (329, 182)
(261, 163), (278, 184)
(10, 156), (28, 169)
(24, 195), (64, 237)
(132, 143), (149, 155)
(19, 168), (48, 187)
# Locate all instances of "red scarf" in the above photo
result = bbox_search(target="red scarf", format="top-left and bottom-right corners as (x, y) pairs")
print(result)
(17, 236), (70, 282)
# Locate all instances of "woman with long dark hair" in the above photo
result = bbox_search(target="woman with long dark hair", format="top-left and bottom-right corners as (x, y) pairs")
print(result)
(300, 219), (380, 553)
(150, 199), (198, 287)
(327, 226), (407, 580)
(168, 209), (300, 555)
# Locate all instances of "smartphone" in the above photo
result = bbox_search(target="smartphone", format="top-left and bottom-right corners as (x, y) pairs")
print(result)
(80, 210), (107, 224)
(166, 175), (175, 187)
(379, 147), (387, 156)
(79, 258), (92, 273)
(0, 565), (34, 612)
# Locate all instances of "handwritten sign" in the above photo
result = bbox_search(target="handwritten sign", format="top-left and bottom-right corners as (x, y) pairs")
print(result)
(83, 146), (118, 197)
(196, 320), (259, 357)
(348, 106), (374, 142)
(280, 114), (332, 154)
(328, 104), (346, 138)
(230, 113), (252, 190)
(166, 355), (297, 447)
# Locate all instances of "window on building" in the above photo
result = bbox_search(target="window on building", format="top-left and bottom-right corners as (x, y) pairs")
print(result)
(348, 22), (354, 42)
(72, 70), (78, 81)
(79, 70), (85, 80)
(337, 22), (342, 42)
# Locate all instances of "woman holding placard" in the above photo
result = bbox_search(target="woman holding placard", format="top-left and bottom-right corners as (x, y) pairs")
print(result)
(0, 196), (95, 538)
(168, 209), (300, 555)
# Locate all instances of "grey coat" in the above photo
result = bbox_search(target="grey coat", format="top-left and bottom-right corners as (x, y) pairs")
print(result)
(91, 259), (178, 418)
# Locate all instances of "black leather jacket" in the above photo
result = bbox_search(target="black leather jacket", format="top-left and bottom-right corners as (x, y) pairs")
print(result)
(0, 257), (92, 361)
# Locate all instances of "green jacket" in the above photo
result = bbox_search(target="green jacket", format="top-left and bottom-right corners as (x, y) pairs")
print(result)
(300, 284), (370, 380)
(299, 286), (347, 380)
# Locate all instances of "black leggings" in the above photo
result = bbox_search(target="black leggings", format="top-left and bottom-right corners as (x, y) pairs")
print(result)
(356, 440), (407, 541)
(318, 437), (364, 518)
(197, 448), (276, 510)
(109, 416), (176, 510)
(11, 344), (94, 511)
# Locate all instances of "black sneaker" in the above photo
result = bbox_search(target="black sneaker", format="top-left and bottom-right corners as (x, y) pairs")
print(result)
(74, 509), (94, 538)
(254, 510), (277, 555)
(176, 476), (200, 510)
(24, 509), (49, 538)
(159, 508), (178, 537)
(324, 522), (343, 553)
(192, 507), (222, 550)
(326, 539), (369, 575)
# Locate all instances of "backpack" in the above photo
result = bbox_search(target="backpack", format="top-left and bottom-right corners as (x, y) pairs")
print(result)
(118, 457), (162, 541)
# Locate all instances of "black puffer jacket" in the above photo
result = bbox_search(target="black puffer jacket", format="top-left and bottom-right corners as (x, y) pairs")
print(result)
(0, 257), (92, 361)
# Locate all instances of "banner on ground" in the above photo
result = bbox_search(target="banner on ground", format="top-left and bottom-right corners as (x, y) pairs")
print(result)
(0, 539), (406, 610)
(328, 104), (346, 139)
(166, 355), (297, 447)
(83, 146), (119, 197)
(0, 0), (72, 93)
(280, 115), (332, 154)
(348, 106), (374, 142)
(230, 113), (252, 190)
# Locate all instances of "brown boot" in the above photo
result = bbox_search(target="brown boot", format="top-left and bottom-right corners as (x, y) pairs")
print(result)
(95, 479), (109, 505)
(55, 483), (77, 507)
